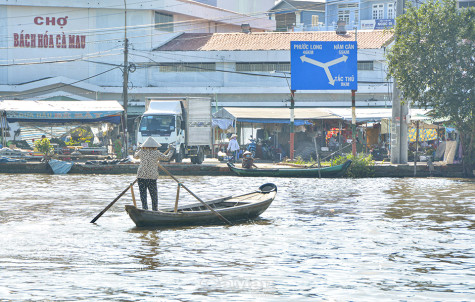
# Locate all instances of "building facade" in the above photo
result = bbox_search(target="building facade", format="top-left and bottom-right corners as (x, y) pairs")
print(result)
(269, 0), (473, 32)
(0, 1), (394, 123)
(147, 30), (393, 109)
(0, 0), (274, 100)
(269, 0), (396, 31)
(269, 1), (326, 32)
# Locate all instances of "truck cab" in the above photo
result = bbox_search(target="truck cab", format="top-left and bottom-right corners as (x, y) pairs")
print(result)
(136, 97), (211, 164)
(136, 101), (184, 160)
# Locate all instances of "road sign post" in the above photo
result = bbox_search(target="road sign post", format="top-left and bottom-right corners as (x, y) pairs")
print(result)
(291, 41), (358, 158)
(290, 90), (295, 160)
(352, 89), (357, 156)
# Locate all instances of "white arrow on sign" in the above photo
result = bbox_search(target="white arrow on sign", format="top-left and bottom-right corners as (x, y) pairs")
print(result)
(300, 55), (348, 86)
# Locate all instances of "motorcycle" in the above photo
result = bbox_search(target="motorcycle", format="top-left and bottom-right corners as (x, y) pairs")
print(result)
(246, 137), (257, 158)
(261, 139), (284, 161)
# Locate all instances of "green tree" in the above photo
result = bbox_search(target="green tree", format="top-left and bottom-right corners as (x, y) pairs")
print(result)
(35, 137), (53, 160)
(332, 154), (375, 178)
(387, 0), (475, 176)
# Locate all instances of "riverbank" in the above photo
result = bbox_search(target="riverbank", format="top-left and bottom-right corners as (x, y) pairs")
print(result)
(0, 158), (471, 178)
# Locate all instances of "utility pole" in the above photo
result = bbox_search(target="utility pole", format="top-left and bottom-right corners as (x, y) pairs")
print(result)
(390, 0), (408, 164)
(351, 27), (357, 156)
(351, 90), (357, 156)
(122, 0), (129, 158)
(290, 90), (295, 160)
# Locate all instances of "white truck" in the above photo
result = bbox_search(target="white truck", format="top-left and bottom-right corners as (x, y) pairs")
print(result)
(136, 97), (212, 164)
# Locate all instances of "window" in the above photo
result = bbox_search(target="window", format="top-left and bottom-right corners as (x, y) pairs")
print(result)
(139, 115), (175, 136)
(372, 4), (384, 20)
(159, 62), (216, 72)
(338, 10), (350, 24)
(459, 0), (475, 7)
(236, 62), (290, 73)
(387, 3), (395, 19)
(338, 3), (358, 9)
(275, 13), (296, 32)
(337, 3), (358, 24)
(357, 61), (373, 71)
(311, 15), (319, 27)
(155, 12), (173, 32)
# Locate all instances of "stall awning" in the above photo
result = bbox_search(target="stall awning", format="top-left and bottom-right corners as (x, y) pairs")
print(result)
(0, 100), (124, 124)
(327, 108), (431, 123)
(328, 108), (392, 122)
(214, 107), (341, 126)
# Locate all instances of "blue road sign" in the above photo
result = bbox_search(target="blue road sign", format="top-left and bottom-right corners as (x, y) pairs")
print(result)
(291, 41), (357, 90)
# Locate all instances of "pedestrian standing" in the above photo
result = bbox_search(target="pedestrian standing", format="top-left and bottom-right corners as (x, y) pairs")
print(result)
(227, 133), (240, 162)
(114, 135), (123, 158)
(133, 137), (174, 211)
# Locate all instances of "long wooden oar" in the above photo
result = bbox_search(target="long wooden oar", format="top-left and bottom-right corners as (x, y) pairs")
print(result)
(90, 179), (138, 223)
(157, 162), (233, 226)
(313, 137), (321, 178)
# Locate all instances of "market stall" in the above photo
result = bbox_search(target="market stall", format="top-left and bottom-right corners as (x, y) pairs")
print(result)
(213, 107), (342, 160)
(0, 100), (124, 160)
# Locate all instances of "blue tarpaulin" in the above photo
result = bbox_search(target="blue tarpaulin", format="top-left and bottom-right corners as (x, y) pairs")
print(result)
(0, 100), (124, 124)
(0, 156), (26, 163)
(48, 159), (74, 174)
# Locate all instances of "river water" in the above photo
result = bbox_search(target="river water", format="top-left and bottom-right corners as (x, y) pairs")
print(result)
(0, 174), (474, 301)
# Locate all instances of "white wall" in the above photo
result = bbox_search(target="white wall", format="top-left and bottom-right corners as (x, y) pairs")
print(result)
(0, 5), (8, 83)
(126, 48), (391, 107)
(0, 2), (389, 108)
(217, 0), (276, 14)
(0, 3), (273, 87)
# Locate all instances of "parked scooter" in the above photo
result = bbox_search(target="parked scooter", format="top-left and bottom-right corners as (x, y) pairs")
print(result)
(246, 137), (257, 158)
(260, 138), (284, 161)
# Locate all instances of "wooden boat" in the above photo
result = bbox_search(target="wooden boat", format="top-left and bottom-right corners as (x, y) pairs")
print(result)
(125, 183), (277, 227)
(227, 160), (352, 178)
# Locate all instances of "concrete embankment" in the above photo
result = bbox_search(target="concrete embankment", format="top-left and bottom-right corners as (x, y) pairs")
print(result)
(372, 162), (466, 178)
(0, 159), (469, 178)
(0, 161), (232, 176)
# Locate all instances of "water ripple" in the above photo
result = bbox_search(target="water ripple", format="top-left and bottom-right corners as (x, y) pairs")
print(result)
(0, 174), (474, 301)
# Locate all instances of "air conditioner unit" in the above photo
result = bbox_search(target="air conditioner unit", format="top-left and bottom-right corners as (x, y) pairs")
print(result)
(336, 20), (347, 34)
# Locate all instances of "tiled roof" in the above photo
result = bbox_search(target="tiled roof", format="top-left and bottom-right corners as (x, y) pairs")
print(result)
(155, 30), (394, 51)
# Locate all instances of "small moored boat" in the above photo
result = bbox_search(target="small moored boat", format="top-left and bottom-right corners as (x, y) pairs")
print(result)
(125, 183), (277, 227)
(227, 160), (352, 178)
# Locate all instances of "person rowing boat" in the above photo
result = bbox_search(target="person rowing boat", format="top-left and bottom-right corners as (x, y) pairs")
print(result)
(133, 137), (174, 211)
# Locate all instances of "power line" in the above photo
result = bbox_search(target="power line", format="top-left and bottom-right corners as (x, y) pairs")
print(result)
(130, 52), (392, 85)
(0, 66), (120, 99)
(1, 0), (359, 46)
(0, 49), (123, 67)
(129, 52), (287, 79)
(0, 2), (393, 76)
(1, 0), (186, 21)
(0, 2), (277, 43)
(0, 1), (393, 54)
(0, 0), (392, 44)
(0, 12), (275, 51)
